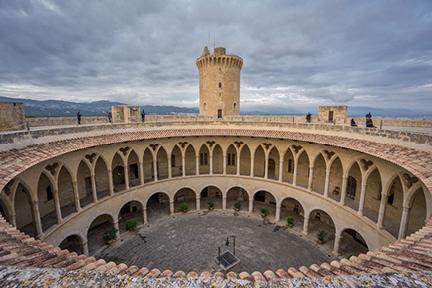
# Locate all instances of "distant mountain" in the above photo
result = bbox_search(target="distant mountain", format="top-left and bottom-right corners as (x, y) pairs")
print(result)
(347, 106), (431, 118)
(0, 96), (198, 116)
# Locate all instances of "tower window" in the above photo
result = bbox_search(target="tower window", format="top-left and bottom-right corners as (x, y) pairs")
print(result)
(233, 102), (237, 109)
(218, 82), (222, 88)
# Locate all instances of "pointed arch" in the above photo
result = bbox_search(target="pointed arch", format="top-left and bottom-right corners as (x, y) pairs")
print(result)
(363, 168), (382, 223)
(57, 166), (77, 218)
(268, 146), (280, 180)
(383, 176), (404, 238)
(406, 187), (427, 236)
(94, 156), (109, 199)
(37, 172), (57, 231)
(239, 145), (251, 176)
(296, 150), (309, 188)
(198, 144), (210, 175)
(77, 160), (94, 207)
(127, 150), (140, 187)
(312, 153), (326, 194)
(226, 144), (237, 175)
(157, 147), (169, 180)
(14, 183), (36, 237)
(143, 148), (154, 183)
(345, 161), (362, 211)
(328, 157), (343, 202)
(253, 146), (265, 178)
(282, 148), (295, 184)
(112, 153), (126, 192)
(171, 145), (182, 178)
(212, 144), (223, 174)
(184, 145), (196, 176)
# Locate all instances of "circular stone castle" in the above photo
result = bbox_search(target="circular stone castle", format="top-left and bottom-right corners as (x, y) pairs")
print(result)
(0, 47), (432, 287)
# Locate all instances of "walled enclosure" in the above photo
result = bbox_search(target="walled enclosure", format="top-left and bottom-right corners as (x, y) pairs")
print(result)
(318, 106), (347, 124)
(197, 47), (243, 117)
(0, 102), (25, 131)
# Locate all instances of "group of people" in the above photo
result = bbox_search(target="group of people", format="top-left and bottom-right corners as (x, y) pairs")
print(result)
(305, 112), (376, 128)
(76, 109), (146, 125)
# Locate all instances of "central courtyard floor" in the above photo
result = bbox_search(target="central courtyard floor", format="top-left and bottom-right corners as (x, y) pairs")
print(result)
(98, 211), (334, 273)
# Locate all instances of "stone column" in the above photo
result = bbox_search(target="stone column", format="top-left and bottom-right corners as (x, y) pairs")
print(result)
(107, 168), (114, 195)
(264, 153), (269, 179)
(250, 155), (255, 177)
(170, 201), (175, 216)
(11, 214), (16, 227)
(324, 169), (330, 197)
(72, 180), (81, 212)
(196, 196), (201, 211)
(113, 221), (120, 239)
(223, 154), (227, 175)
(340, 176), (348, 205)
(222, 196), (227, 210)
(53, 187), (62, 224)
(153, 159), (158, 181)
(182, 152), (186, 177)
(248, 198), (253, 213)
(307, 167), (314, 191)
(143, 208), (148, 224)
(83, 240), (89, 255)
(358, 182), (367, 216)
(167, 158), (172, 179)
(209, 150), (213, 175)
(293, 158), (298, 186)
(377, 193), (388, 229)
(275, 204), (281, 222)
(278, 159), (283, 182)
(236, 153), (240, 176)
(90, 173), (97, 202)
(195, 153), (200, 176)
(139, 161), (144, 185)
(303, 216), (309, 235)
(33, 201), (44, 238)
(398, 206), (411, 239)
(333, 233), (341, 255)
(124, 165), (130, 190)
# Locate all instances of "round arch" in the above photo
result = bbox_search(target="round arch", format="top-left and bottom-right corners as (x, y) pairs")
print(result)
(174, 187), (197, 212)
(146, 192), (170, 222)
(118, 200), (144, 233)
(337, 228), (369, 256)
(280, 197), (305, 228)
(226, 186), (249, 211)
(59, 234), (84, 255)
(87, 213), (115, 255)
(200, 185), (223, 210)
(307, 209), (336, 250)
(252, 190), (277, 219)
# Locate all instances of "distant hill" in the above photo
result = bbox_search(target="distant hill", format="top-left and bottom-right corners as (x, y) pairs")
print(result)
(0, 96), (198, 117)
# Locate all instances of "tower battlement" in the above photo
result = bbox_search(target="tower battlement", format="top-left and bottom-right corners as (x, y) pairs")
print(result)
(196, 47), (243, 117)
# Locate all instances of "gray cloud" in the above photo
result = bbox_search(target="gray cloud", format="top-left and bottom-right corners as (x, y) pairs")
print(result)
(0, 0), (431, 112)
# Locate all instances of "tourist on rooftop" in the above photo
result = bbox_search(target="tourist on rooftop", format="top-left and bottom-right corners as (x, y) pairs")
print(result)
(350, 118), (358, 127)
(141, 109), (146, 122)
(77, 112), (82, 125)
(306, 112), (312, 123)
(108, 112), (112, 123)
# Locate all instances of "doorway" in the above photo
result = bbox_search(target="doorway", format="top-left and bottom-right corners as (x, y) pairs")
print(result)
(217, 109), (223, 119)
(328, 111), (334, 122)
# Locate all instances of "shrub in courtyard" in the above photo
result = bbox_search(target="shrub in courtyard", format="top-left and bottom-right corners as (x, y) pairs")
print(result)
(103, 228), (117, 244)
(208, 200), (215, 210)
(179, 202), (189, 213)
(260, 207), (269, 218)
(317, 230), (328, 244)
(286, 216), (295, 227)
(126, 218), (138, 231)
(234, 201), (242, 211)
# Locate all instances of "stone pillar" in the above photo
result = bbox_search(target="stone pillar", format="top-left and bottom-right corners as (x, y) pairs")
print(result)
(377, 193), (388, 229)
(264, 153), (269, 179)
(236, 153), (240, 176)
(340, 176), (348, 205)
(53, 187), (62, 224)
(223, 154), (227, 175)
(324, 169), (330, 197)
(303, 216), (309, 235)
(139, 161), (144, 185)
(167, 158), (172, 179)
(90, 173), (97, 202)
(182, 152), (186, 177)
(72, 180), (81, 212)
(333, 233), (341, 255)
(124, 165), (130, 190)
(222, 196), (227, 210)
(248, 198), (253, 213)
(278, 159), (283, 182)
(275, 204), (281, 222)
(250, 155), (255, 177)
(83, 240), (89, 255)
(170, 201), (175, 216)
(113, 221), (120, 239)
(143, 208), (148, 224)
(307, 167), (314, 191)
(209, 150), (213, 175)
(398, 206), (411, 239)
(11, 214), (16, 227)
(153, 159), (158, 181)
(196, 197), (201, 211)
(293, 159), (298, 186)
(358, 183), (367, 216)
(33, 201), (43, 238)
(108, 168), (114, 195)
(195, 153), (200, 176)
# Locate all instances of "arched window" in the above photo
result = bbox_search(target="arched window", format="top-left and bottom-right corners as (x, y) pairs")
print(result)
(233, 102), (237, 109)
(218, 82), (222, 88)
(347, 176), (357, 199)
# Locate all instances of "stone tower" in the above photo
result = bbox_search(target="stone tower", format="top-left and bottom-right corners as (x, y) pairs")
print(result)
(196, 46), (243, 117)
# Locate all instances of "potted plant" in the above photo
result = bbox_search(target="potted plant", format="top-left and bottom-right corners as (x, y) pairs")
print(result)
(260, 207), (269, 224)
(179, 201), (189, 213)
(208, 200), (215, 211)
(317, 230), (328, 244)
(126, 218), (138, 231)
(286, 216), (295, 228)
(234, 201), (242, 212)
(103, 228), (117, 245)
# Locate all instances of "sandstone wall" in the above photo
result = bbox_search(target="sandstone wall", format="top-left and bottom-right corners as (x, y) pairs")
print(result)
(0, 102), (25, 131)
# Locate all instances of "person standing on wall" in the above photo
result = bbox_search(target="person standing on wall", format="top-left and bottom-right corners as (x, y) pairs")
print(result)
(108, 112), (112, 123)
(306, 112), (312, 123)
(77, 111), (82, 125)
(141, 109), (146, 122)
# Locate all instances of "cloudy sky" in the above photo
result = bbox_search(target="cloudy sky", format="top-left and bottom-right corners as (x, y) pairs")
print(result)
(0, 1), (431, 113)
